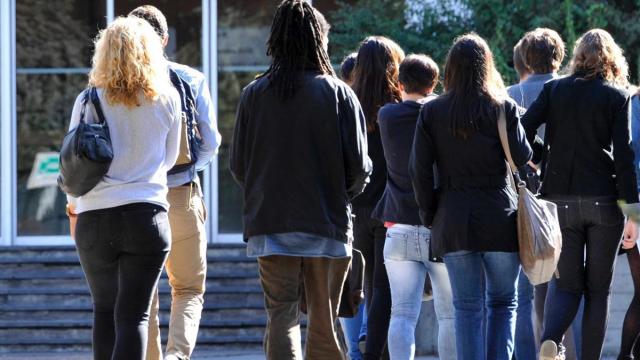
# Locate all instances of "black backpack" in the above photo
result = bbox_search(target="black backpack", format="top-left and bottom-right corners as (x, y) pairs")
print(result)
(168, 67), (201, 175)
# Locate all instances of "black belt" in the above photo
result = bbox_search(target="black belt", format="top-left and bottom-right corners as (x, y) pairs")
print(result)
(440, 174), (508, 190)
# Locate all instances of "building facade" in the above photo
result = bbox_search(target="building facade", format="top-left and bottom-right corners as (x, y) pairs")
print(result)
(0, 0), (347, 246)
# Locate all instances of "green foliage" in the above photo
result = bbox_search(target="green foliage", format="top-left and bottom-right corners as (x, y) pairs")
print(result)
(329, 0), (640, 86)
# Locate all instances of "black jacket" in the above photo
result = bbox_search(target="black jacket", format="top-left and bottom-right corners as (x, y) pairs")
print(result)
(522, 74), (639, 204)
(230, 72), (372, 242)
(410, 97), (532, 258)
(352, 127), (387, 209)
(372, 97), (436, 225)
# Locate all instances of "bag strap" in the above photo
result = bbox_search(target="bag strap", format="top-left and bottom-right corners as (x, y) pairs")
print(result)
(89, 87), (107, 125)
(497, 103), (522, 192)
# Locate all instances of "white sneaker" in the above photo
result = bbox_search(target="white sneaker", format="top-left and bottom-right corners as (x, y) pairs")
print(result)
(539, 340), (557, 360)
(539, 340), (565, 360)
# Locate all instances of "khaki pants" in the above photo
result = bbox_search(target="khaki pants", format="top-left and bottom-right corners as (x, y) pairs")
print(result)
(258, 255), (350, 360)
(147, 184), (208, 360)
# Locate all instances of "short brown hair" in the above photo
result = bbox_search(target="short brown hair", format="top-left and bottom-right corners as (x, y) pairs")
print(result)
(522, 28), (565, 74)
(399, 54), (439, 95)
(129, 5), (168, 39)
(512, 38), (529, 80)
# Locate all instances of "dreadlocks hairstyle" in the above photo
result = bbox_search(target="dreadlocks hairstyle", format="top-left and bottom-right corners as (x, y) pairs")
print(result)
(352, 36), (405, 132)
(443, 33), (507, 139)
(261, 0), (335, 100)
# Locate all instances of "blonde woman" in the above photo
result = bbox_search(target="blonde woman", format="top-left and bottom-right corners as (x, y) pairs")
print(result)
(522, 29), (639, 360)
(65, 17), (181, 360)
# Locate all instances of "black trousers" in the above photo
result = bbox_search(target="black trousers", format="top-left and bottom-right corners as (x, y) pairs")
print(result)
(542, 195), (624, 360)
(75, 203), (170, 360)
(353, 206), (390, 360)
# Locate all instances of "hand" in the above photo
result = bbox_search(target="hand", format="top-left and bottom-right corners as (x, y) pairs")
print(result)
(67, 204), (77, 239)
(622, 220), (638, 249)
(527, 161), (539, 172)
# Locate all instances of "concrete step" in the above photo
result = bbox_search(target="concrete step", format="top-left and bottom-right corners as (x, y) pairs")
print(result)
(1, 276), (261, 291)
(0, 284), (262, 295)
(0, 255), (253, 265)
(0, 326), (267, 341)
(0, 292), (265, 309)
(0, 245), (248, 261)
(0, 262), (259, 279)
(0, 308), (266, 322)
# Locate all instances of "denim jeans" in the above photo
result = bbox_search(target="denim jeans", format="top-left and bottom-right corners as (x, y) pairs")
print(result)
(340, 302), (367, 360)
(384, 224), (456, 360)
(542, 196), (624, 360)
(443, 250), (520, 360)
(353, 207), (390, 360)
(514, 270), (536, 360)
(75, 203), (171, 360)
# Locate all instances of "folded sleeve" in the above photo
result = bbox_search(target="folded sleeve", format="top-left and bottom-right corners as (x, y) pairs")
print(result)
(339, 86), (372, 200)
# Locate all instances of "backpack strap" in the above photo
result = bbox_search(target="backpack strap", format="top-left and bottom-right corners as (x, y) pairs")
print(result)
(89, 87), (107, 125)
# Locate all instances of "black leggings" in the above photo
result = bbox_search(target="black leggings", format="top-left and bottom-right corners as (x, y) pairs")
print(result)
(75, 203), (170, 360)
(542, 196), (624, 360)
(353, 207), (390, 360)
(619, 245), (640, 360)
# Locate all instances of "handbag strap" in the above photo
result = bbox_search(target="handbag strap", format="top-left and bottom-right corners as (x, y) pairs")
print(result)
(497, 103), (523, 192)
(89, 87), (107, 125)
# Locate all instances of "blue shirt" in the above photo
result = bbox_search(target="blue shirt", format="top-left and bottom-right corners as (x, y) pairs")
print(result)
(167, 62), (222, 188)
(247, 232), (351, 258)
(507, 73), (557, 139)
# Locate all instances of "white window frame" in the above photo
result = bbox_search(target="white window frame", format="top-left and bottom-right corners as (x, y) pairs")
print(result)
(1, 0), (248, 245)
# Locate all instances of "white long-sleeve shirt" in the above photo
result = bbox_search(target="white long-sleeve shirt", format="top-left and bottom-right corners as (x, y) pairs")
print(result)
(67, 87), (182, 213)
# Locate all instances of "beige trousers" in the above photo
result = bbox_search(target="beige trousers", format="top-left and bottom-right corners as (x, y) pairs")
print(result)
(147, 184), (208, 360)
(258, 255), (350, 360)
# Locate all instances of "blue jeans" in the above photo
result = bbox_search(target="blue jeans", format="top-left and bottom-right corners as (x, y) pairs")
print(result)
(515, 270), (536, 360)
(384, 225), (456, 360)
(443, 250), (520, 360)
(340, 302), (367, 360)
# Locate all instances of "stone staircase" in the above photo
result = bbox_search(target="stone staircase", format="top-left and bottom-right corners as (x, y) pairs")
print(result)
(0, 244), (266, 354)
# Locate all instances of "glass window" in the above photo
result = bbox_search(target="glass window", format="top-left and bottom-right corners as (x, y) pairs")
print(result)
(115, 0), (202, 68)
(16, 0), (105, 236)
(217, 0), (274, 234)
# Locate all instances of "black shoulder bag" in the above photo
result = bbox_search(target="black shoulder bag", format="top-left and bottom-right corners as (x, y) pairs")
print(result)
(58, 88), (113, 197)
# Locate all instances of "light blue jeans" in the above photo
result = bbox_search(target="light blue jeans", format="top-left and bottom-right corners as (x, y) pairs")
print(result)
(384, 224), (456, 360)
(443, 250), (520, 360)
(339, 302), (367, 360)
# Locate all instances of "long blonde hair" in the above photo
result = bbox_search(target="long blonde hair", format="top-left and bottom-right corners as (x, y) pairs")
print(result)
(89, 16), (169, 107)
(569, 29), (628, 86)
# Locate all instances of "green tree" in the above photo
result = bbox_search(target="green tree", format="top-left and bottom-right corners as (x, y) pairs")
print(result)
(329, 0), (640, 86)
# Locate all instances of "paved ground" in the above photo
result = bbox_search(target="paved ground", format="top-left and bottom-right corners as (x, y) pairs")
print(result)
(0, 350), (439, 360)
(0, 351), (438, 359)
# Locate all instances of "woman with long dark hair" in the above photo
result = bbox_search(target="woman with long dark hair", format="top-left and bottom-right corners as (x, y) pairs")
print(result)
(351, 36), (404, 360)
(522, 29), (638, 360)
(410, 33), (532, 360)
(230, 1), (371, 359)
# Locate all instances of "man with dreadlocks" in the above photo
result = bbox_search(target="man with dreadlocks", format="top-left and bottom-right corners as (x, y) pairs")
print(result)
(230, 0), (371, 359)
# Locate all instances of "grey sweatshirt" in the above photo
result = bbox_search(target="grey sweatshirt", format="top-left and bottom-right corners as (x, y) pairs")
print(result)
(67, 87), (182, 213)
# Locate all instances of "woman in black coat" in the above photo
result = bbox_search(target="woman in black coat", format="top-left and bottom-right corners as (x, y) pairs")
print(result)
(522, 29), (639, 360)
(410, 33), (532, 360)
